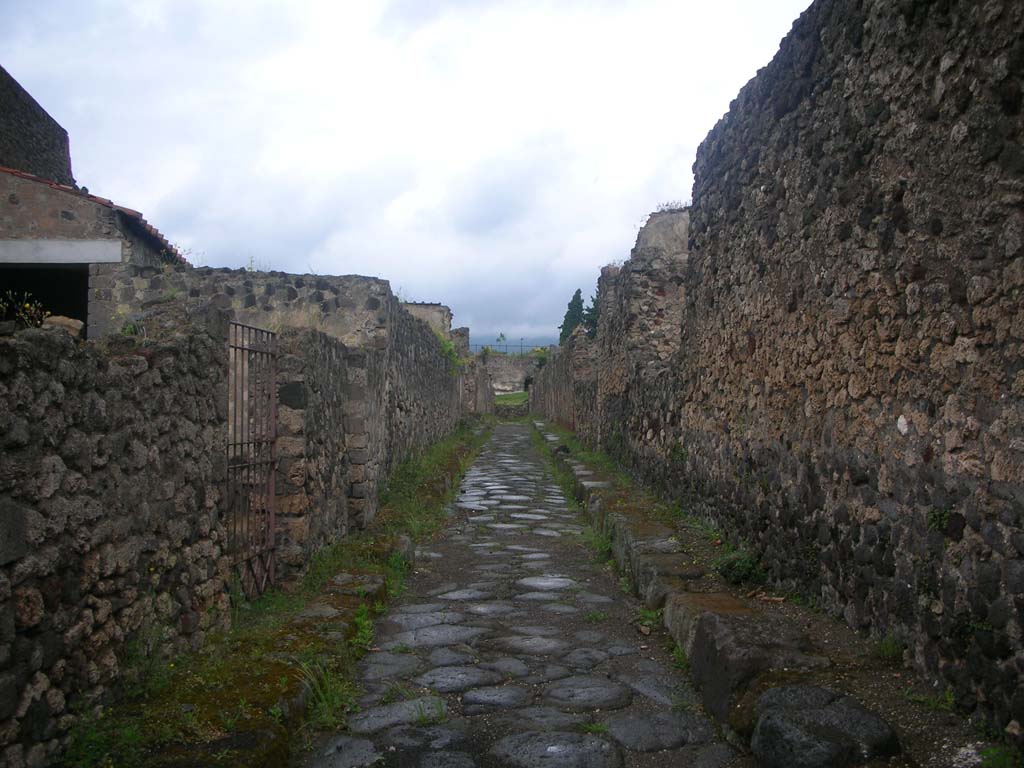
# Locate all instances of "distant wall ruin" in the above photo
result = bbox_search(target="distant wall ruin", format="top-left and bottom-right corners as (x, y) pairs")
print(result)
(532, 0), (1024, 739)
(484, 353), (539, 394)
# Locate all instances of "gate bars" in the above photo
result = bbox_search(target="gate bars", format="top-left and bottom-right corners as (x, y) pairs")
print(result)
(226, 321), (278, 598)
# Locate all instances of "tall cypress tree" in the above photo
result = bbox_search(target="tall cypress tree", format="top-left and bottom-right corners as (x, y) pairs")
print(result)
(581, 291), (599, 339)
(559, 288), (585, 343)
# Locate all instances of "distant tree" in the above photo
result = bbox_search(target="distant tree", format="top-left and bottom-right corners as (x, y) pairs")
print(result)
(581, 291), (599, 339)
(559, 289), (585, 344)
(496, 332), (506, 344)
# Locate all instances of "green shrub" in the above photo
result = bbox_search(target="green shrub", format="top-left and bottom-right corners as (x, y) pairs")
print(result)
(713, 547), (766, 585)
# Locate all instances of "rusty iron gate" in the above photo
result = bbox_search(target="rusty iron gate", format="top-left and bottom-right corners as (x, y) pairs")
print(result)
(226, 321), (278, 597)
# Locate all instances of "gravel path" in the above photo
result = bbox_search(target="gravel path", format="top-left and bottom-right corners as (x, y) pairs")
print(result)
(305, 423), (739, 768)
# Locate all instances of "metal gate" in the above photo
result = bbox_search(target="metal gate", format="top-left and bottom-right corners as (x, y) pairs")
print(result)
(226, 321), (278, 598)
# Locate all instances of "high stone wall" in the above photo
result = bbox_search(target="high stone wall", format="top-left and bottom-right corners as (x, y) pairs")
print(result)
(0, 66), (74, 186)
(532, 0), (1024, 739)
(0, 305), (231, 767)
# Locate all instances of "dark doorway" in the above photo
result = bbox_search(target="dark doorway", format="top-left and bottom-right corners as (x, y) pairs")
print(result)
(0, 263), (89, 329)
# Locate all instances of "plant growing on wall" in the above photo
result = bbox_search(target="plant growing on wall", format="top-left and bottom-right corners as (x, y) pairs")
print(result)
(0, 290), (49, 328)
(433, 329), (462, 375)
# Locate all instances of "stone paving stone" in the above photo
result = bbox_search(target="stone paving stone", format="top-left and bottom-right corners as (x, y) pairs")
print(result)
(489, 731), (623, 768)
(413, 665), (503, 693)
(315, 735), (381, 767)
(347, 697), (448, 734)
(604, 710), (714, 751)
(542, 675), (633, 712)
(461, 684), (532, 713)
(380, 625), (490, 649)
(359, 652), (422, 681)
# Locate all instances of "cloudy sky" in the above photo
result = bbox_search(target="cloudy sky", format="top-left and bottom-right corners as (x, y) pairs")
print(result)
(2, 0), (809, 343)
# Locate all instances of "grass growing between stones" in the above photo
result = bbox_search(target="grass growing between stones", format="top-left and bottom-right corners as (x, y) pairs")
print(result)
(541, 423), (631, 486)
(870, 633), (905, 667)
(582, 525), (613, 561)
(61, 420), (490, 768)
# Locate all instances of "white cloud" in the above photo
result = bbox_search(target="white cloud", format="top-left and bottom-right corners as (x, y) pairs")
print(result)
(1, 0), (810, 339)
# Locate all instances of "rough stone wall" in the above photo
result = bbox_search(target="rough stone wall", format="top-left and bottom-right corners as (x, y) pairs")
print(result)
(275, 329), (351, 573)
(484, 353), (539, 394)
(401, 303), (453, 336)
(532, 0), (1024, 737)
(0, 66), (74, 186)
(88, 265), (394, 343)
(460, 358), (496, 416)
(451, 327), (471, 357)
(529, 328), (596, 435)
(92, 263), (476, 527)
(382, 297), (464, 479)
(0, 306), (230, 767)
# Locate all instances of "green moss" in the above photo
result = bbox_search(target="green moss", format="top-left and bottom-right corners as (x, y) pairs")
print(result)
(495, 391), (529, 406)
(712, 545), (766, 586)
(980, 744), (1022, 768)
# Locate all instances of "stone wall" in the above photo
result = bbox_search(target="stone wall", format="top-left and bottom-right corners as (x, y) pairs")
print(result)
(484, 353), (539, 394)
(461, 358), (496, 417)
(529, 327), (596, 438)
(275, 329), (351, 572)
(401, 303), (453, 336)
(532, 0), (1024, 739)
(87, 264), (391, 342)
(0, 66), (74, 186)
(0, 305), (231, 767)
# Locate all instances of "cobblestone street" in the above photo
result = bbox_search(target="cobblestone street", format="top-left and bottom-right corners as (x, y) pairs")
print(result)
(308, 423), (735, 768)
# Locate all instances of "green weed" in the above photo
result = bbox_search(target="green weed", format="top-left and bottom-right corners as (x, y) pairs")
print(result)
(904, 686), (955, 712)
(61, 707), (144, 768)
(350, 604), (374, 654)
(578, 722), (608, 734)
(637, 608), (662, 626)
(671, 644), (690, 674)
(414, 699), (447, 726)
(381, 682), (415, 704)
(297, 660), (359, 730)
(870, 633), (904, 666)
(927, 507), (951, 534)
(980, 744), (1022, 768)
(713, 546), (766, 586)
(584, 610), (607, 624)
(582, 526), (613, 560)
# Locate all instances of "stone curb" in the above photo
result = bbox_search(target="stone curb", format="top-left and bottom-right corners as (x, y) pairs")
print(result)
(532, 421), (903, 765)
